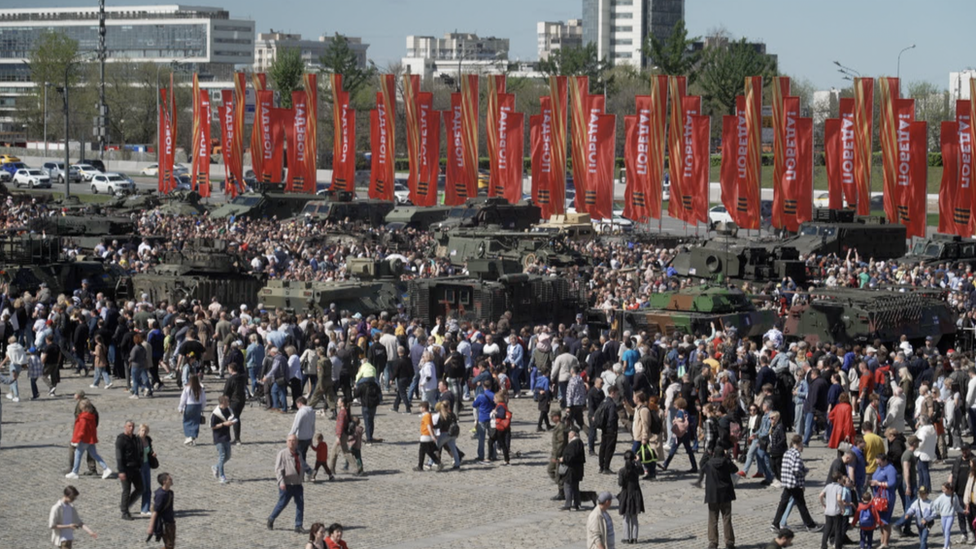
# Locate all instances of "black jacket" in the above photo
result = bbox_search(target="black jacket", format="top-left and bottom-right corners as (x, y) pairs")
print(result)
(390, 356), (414, 381)
(561, 437), (586, 481)
(115, 432), (141, 472)
(223, 372), (248, 406)
(769, 422), (787, 458)
(356, 380), (383, 408)
(703, 453), (738, 503)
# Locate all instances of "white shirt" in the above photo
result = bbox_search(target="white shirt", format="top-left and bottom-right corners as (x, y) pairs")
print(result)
(420, 361), (438, 391)
(966, 377), (976, 409)
(915, 424), (937, 462)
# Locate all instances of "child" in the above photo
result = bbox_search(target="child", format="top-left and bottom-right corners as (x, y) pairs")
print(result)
(414, 401), (440, 472)
(854, 490), (881, 549)
(820, 471), (851, 549)
(930, 482), (964, 549)
(533, 375), (552, 431)
(345, 416), (365, 475)
(893, 485), (933, 549)
(26, 346), (42, 400)
(310, 433), (334, 482)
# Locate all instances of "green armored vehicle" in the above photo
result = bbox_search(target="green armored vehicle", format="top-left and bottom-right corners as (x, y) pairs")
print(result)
(784, 209), (907, 260)
(900, 233), (976, 268)
(432, 229), (587, 270)
(670, 225), (807, 283)
(433, 197), (541, 231)
(385, 205), (453, 230)
(585, 285), (776, 340)
(298, 196), (395, 226)
(29, 214), (135, 236)
(211, 183), (317, 220)
(258, 257), (405, 315)
(782, 287), (956, 346)
(0, 232), (126, 297)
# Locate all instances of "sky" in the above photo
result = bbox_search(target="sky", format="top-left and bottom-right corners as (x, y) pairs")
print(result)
(8, 0), (976, 91)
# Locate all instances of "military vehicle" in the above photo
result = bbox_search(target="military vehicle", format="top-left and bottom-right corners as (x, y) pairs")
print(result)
(407, 263), (582, 327)
(119, 238), (264, 306)
(900, 233), (976, 268)
(103, 190), (210, 217)
(783, 209), (907, 260)
(384, 204), (453, 230)
(433, 197), (541, 231)
(530, 212), (598, 240)
(432, 229), (587, 270)
(298, 195), (395, 226)
(210, 183), (317, 219)
(259, 257), (405, 315)
(782, 287), (956, 346)
(670, 224), (807, 283)
(0, 231), (126, 297)
(29, 214), (135, 236)
(585, 285), (777, 340)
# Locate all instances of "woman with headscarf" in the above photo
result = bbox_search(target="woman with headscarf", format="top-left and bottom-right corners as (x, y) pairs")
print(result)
(617, 449), (645, 543)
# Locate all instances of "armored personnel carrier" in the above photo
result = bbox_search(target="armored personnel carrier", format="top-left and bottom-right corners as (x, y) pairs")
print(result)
(782, 287), (956, 346)
(432, 228), (587, 270)
(670, 225), (807, 283)
(29, 214), (135, 236)
(0, 231), (126, 297)
(385, 205), (453, 230)
(784, 209), (907, 260)
(433, 197), (541, 231)
(900, 233), (976, 268)
(586, 285), (777, 340)
(259, 257), (405, 315)
(298, 195), (395, 226)
(211, 183), (317, 220)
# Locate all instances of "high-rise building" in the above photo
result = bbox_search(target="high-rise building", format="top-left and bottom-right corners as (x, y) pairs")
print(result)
(950, 70), (976, 102)
(402, 32), (511, 82)
(537, 19), (583, 61)
(581, 0), (684, 68)
(254, 32), (369, 73)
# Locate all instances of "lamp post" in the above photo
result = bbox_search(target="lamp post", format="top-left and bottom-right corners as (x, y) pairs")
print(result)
(833, 60), (861, 82)
(43, 82), (49, 154)
(897, 44), (916, 96)
(61, 52), (95, 198)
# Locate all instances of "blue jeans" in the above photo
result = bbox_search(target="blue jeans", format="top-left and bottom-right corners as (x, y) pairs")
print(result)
(509, 366), (523, 395)
(801, 411), (815, 445)
(743, 439), (774, 481)
(435, 433), (461, 467)
(918, 460), (932, 492)
(140, 461), (152, 513)
(72, 442), (108, 475)
(780, 497), (795, 526)
(7, 365), (19, 399)
(215, 440), (231, 478)
(92, 367), (111, 387)
(131, 367), (151, 396)
(268, 484), (304, 528)
(271, 382), (287, 412)
(476, 420), (496, 461)
(361, 405), (377, 441)
(248, 366), (261, 393)
(407, 372), (420, 403)
(894, 512), (928, 549)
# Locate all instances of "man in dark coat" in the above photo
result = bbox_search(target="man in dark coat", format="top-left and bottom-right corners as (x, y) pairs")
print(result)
(560, 429), (586, 511)
(115, 420), (142, 520)
(703, 447), (738, 549)
(548, 411), (568, 501)
(222, 361), (248, 444)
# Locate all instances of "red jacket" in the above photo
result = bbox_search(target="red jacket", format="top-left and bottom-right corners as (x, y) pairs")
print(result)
(72, 411), (99, 444)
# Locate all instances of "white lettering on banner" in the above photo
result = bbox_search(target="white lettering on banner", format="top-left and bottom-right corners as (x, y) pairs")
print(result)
(419, 103), (429, 167)
(959, 115), (972, 189)
(784, 110), (798, 181)
(587, 110), (599, 174)
(682, 107), (698, 180)
(261, 100), (273, 162)
(498, 108), (509, 170)
(840, 114), (855, 186)
(294, 103), (306, 163)
(541, 109), (552, 173)
(636, 109), (650, 176)
(896, 116), (912, 186)
(453, 105), (463, 169)
(737, 111), (748, 179)
(378, 101), (388, 165)
(340, 104), (350, 164)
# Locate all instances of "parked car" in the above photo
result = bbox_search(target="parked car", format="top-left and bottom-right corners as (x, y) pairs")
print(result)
(89, 172), (134, 195)
(141, 164), (159, 176)
(0, 169), (10, 182)
(87, 159), (106, 173)
(43, 162), (82, 183)
(394, 179), (411, 205)
(2, 162), (27, 177)
(173, 174), (192, 191)
(12, 168), (51, 189)
(708, 205), (734, 228)
(0, 154), (21, 165)
(71, 164), (102, 181)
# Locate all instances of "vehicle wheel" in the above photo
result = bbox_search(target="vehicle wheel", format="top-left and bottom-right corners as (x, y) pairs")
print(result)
(91, 186), (98, 194)
(58, 175), (64, 183)
(28, 181), (34, 189)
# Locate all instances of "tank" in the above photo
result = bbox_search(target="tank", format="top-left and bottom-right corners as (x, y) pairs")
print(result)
(258, 257), (405, 315)
(385, 204), (453, 230)
(585, 285), (776, 340)
(29, 214), (135, 236)
(900, 233), (976, 267)
(783, 209), (907, 260)
(210, 183), (317, 219)
(408, 273), (582, 328)
(782, 287), (956, 346)
(530, 212), (598, 240)
(432, 228), (587, 270)
(670, 226), (807, 283)
(433, 197), (542, 231)
(0, 232), (126, 297)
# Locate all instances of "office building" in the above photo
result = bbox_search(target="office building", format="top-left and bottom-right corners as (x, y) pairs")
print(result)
(582, 0), (684, 68)
(0, 4), (255, 139)
(537, 19), (583, 61)
(950, 70), (976, 102)
(402, 32), (511, 82)
(254, 32), (369, 73)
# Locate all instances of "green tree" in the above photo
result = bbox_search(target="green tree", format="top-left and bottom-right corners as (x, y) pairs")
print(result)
(27, 31), (79, 88)
(643, 19), (701, 82)
(696, 37), (778, 116)
(319, 33), (377, 97)
(908, 80), (951, 152)
(538, 43), (613, 94)
(269, 46), (305, 109)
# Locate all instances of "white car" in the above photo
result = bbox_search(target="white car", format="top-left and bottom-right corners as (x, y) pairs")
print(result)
(90, 172), (135, 195)
(593, 210), (634, 234)
(12, 168), (51, 189)
(708, 205), (734, 227)
(140, 164), (159, 176)
(813, 192), (830, 209)
(394, 180), (411, 205)
(71, 163), (102, 181)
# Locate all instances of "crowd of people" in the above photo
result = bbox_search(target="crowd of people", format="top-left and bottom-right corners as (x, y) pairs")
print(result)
(2, 196), (976, 549)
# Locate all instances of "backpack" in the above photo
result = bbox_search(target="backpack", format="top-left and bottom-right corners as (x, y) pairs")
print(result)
(858, 506), (876, 528)
(671, 410), (689, 438)
(448, 415), (460, 438)
(492, 404), (511, 431)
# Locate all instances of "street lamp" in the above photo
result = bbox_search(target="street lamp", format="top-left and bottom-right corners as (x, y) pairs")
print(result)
(833, 60), (861, 82)
(897, 44), (916, 94)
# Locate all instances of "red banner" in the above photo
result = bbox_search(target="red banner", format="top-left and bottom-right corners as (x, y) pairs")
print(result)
(720, 115), (738, 221)
(286, 91), (308, 192)
(667, 76), (689, 224)
(445, 94), (469, 206)
(219, 90), (237, 198)
(301, 73), (317, 194)
(499, 110), (524, 205)
(487, 75), (507, 197)
(228, 73), (246, 195)
(641, 75), (668, 220)
(415, 93), (438, 207)
(251, 73), (267, 178)
(782, 112), (813, 232)
(403, 74), (421, 202)
(266, 107), (286, 184)
(853, 78), (874, 215)
(570, 76), (590, 212)
(958, 100), (975, 235)
(460, 74), (479, 201)
(823, 119), (844, 210)
(330, 75), (354, 191)
(895, 121), (927, 239)
(740, 76), (763, 229)
(379, 73), (396, 166)
(369, 94), (394, 201)
(341, 109), (356, 195)
(158, 88), (174, 193)
(530, 99), (558, 219)
(839, 98), (858, 209)
(190, 74), (211, 198)
(491, 93), (516, 197)
(548, 76), (568, 215)
(689, 114), (710, 224)
(880, 77), (900, 222)
(586, 114), (615, 221)
(623, 106), (651, 221)
(771, 77), (791, 230)
(776, 96), (801, 230)
(255, 90), (276, 183)
(939, 121), (963, 235)
(669, 89), (703, 225)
